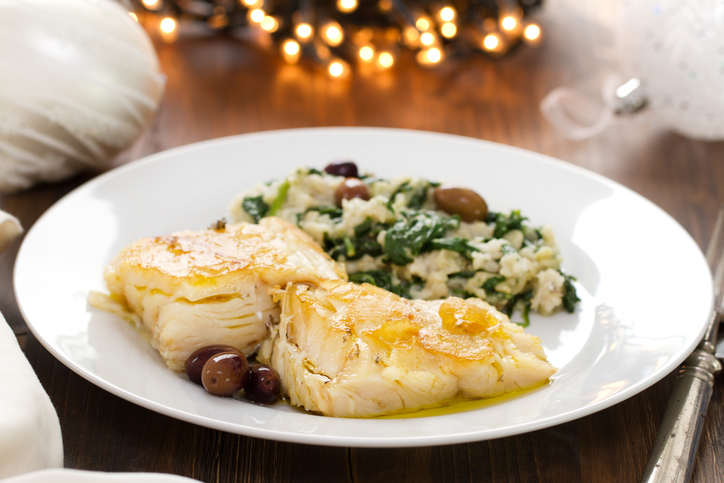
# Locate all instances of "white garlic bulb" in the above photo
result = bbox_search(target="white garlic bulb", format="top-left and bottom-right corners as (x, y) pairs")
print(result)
(0, 0), (165, 193)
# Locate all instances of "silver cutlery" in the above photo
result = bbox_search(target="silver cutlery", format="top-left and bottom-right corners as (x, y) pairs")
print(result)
(641, 208), (724, 482)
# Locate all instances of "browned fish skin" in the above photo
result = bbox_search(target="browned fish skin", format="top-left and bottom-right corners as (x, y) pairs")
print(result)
(101, 217), (346, 371)
(261, 280), (556, 417)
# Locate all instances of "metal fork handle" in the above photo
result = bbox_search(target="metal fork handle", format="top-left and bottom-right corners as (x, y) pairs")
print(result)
(640, 341), (722, 483)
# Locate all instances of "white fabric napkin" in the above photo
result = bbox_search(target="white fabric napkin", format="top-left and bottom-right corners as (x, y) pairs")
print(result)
(0, 211), (59, 479)
(0, 310), (63, 479)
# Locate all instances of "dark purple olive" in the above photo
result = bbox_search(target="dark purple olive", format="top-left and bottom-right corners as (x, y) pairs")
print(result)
(324, 160), (359, 178)
(244, 364), (282, 404)
(334, 178), (370, 207)
(185, 345), (242, 385)
(433, 185), (488, 222)
(201, 352), (250, 397)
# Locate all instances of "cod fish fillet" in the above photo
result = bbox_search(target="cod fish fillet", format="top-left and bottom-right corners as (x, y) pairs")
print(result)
(93, 217), (346, 371)
(260, 280), (556, 417)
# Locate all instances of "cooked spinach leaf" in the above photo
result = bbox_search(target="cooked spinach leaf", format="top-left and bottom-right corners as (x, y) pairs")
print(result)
(384, 212), (459, 265)
(324, 233), (383, 261)
(424, 237), (479, 260)
(386, 181), (430, 211)
(353, 217), (375, 237)
(267, 179), (290, 217)
(487, 210), (527, 238)
(481, 275), (506, 294)
(348, 270), (417, 298)
(561, 273), (580, 313)
(241, 195), (269, 223)
(512, 290), (533, 327)
(449, 270), (477, 279)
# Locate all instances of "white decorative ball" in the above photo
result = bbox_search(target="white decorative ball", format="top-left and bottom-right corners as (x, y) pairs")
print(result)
(0, 0), (165, 193)
(618, 0), (724, 140)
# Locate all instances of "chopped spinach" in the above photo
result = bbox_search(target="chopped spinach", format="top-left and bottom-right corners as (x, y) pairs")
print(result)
(349, 270), (416, 298)
(384, 212), (459, 265)
(386, 181), (430, 211)
(561, 273), (580, 313)
(306, 168), (323, 175)
(481, 275), (506, 294)
(353, 217), (375, 237)
(519, 303), (531, 327)
(425, 237), (479, 260)
(267, 179), (290, 217)
(449, 270), (477, 279)
(324, 233), (383, 261)
(304, 205), (344, 221)
(500, 243), (517, 255)
(241, 195), (269, 223)
(487, 210), (527, 238)
(513, 290), (534, 327)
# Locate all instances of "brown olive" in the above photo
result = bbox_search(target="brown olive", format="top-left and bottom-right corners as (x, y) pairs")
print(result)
(433, 185), (488, 222)
(334, 178), (370, 207)
(201, 352), (250, 397)
(324, 160), (359, 178)
(244, 364), (282, 404)
(185, 345), (242, 385)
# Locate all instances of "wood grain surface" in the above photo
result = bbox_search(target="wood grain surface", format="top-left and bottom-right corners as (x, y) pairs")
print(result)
(2, 0), (723, 481)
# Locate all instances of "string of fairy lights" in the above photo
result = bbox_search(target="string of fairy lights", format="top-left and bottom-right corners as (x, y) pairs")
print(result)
(127, 0), (544, 79)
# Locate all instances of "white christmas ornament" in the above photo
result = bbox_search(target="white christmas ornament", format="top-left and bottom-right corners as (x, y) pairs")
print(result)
(618, 0), (724, 140)
(541, 0), (724, 141)
(0, 0), (165, 193)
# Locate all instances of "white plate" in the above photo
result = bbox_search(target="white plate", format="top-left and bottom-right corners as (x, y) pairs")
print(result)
(15, 127), (713, 447)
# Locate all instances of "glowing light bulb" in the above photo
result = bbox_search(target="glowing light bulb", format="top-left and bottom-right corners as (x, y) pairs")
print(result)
(284, 39), (300, 55)
(416, 17), (431, 31)
(158, 17), (178, 43)
(248, 8), (265, 23)
(328, 60), (350, 79)
(377, 51), (394, 69)
(337, 0), (358, 13)
(417, 47), (442, 66)
(359, 45), (375, 62)
(295, 23), (313, 42)
(322, 22), (344, 47)
(524, 24), (541, 41)
(483, 33), (499, 50)
(501, 16), (517, 31)
(420, 32), (435, 46)
(281, 39), (301, 63)
(378, 0), (393, 13)
(128, 12), (138, 22)
(241, 0), (261, 6)
(260, 16), (278, 32)
(142, 0), (161, 10)
(329, 62), (343, 76)
(402, 26), (420, 46)
(439, 7), (455, 22)
(160, 17), (176, 33)
(440, 22), (456, 38)
(426, 47), (442, 63)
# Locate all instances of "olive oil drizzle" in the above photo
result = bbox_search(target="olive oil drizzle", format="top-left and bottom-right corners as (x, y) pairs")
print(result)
(374, 381), (550, 419)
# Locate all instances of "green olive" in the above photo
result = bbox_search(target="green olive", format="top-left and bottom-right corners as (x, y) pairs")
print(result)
(433, 185), (488, 222)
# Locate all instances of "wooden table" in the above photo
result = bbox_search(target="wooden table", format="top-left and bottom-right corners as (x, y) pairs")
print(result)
(3, 1), (724, 481)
